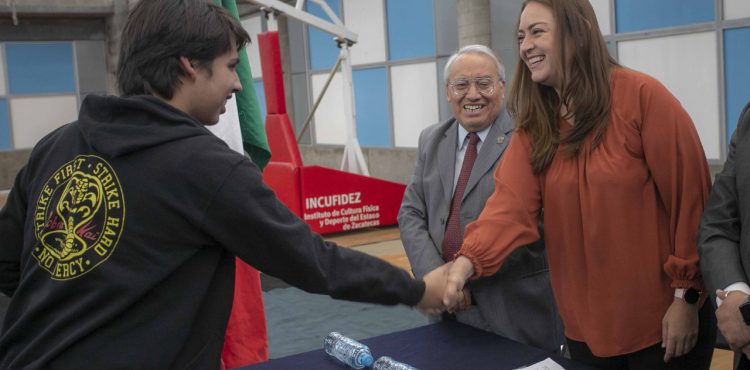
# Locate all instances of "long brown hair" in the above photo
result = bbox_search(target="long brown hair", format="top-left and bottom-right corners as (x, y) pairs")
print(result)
(507, 0), (618, 174)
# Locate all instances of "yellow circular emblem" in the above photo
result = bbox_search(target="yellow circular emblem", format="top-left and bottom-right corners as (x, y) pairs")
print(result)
(33, 155), (125, 280)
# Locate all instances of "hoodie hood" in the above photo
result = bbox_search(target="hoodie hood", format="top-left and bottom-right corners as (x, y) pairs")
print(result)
(78, 95), (212, 157)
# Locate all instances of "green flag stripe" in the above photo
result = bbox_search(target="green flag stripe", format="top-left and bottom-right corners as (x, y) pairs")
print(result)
(215, 0), (272, 171)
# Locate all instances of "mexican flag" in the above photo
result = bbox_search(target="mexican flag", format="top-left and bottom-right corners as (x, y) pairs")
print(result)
(212, 0), (271, 168)
(209, 0), (271, 368)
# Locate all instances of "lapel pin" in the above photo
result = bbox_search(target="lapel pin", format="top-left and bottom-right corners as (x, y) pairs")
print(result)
(498, 136), (505, 144)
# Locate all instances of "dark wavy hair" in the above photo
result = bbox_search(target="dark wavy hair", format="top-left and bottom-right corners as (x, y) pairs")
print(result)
(117, 0), (251, 99)
(507, 0), (618, 174)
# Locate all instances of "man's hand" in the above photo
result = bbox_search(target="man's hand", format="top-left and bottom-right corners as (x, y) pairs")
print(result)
(416, 262), (451, 315)
(443, 256), (475, 308)
(716, 289), (750, 352)
(662, 297), (699, 362)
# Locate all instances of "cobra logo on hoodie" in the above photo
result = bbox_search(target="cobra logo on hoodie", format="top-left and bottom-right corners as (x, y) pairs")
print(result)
(32, 155), (125, 280)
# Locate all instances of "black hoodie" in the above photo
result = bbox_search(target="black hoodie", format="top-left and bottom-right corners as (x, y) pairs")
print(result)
(0, 95), (424, 369)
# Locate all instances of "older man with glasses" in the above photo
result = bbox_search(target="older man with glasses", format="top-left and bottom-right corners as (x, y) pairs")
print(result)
(398, 45), (563, 352)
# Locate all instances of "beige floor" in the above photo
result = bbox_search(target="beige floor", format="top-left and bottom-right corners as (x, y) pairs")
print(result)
(326, 225), (735, 370)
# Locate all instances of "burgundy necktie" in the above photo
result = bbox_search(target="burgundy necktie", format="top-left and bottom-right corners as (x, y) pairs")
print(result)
(442, 132), (479, 261)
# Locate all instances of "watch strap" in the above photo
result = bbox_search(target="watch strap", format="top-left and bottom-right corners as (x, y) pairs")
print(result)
(740, 297), (750, 325)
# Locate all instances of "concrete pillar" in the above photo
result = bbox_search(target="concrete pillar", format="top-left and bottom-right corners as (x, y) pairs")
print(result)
(490, 1), (524, 82)
(456, 0), (491, 47)
(105, 0), (130, 94)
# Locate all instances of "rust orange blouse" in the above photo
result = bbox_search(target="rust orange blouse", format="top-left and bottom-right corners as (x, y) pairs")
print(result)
(458, 67), (711, 356)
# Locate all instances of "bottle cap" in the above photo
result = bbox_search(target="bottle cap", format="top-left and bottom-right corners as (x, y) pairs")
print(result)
(359, 353), (374, 367)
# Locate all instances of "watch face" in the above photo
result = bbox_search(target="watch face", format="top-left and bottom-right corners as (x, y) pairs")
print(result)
(684, 289), (700, 304)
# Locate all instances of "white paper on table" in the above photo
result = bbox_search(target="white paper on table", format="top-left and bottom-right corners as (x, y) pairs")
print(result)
(514, 357), (566, 370)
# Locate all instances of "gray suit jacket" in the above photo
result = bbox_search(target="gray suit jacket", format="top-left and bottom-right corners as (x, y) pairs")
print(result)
(699, 102), (750, 302)
(398, 110), (563, 351)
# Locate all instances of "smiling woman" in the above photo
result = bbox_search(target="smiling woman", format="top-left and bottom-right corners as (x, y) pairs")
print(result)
(444, 0), (718, 369)
(509, 0), (614, 174)
(516, 3), (560, 90)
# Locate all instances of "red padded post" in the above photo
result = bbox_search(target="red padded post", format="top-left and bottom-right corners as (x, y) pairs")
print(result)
(265, 115), (303, 167)
(257, 32), (286, 115)
(258, 31), (303, 214)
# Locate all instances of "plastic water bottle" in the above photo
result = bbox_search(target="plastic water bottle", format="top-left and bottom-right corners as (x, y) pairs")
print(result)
(323, 332), (374, 369)
(373, 356), (419, 370)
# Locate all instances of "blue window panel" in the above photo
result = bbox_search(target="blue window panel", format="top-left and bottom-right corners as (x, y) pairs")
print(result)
(724, 27), (750, 145)
(353, 67), (390, 147)
(6, 43), (76, 95)
(616, 0), (713, 33)
(0, 99), (10, 149)
(307, 0), (341, 70)
(254, 80), (267, 122)
(386, 0), (436, 61)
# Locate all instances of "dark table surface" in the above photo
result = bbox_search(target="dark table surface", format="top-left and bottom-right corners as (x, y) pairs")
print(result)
(240, 321), (599, 369)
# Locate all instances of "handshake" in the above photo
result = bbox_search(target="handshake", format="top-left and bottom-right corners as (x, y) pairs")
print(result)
(414, 256), (477, 315)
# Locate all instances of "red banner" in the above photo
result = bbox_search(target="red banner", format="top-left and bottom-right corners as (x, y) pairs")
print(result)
(299, 166), (406, 234)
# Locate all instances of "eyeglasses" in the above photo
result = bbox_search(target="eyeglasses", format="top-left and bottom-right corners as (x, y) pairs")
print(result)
(448, 77), (502, 97)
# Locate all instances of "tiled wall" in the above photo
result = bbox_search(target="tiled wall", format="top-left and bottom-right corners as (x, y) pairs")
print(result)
(286, 0), (455, 149)
(724, 26), (750, 139)
(591, 0), (750, 162)
(0, 41), (106, 151)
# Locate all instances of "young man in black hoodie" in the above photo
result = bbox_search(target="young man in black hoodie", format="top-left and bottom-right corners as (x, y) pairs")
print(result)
(0, 0), (446, 368)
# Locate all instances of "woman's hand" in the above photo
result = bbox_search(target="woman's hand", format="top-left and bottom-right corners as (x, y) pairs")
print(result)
(661, 298), (699, 362)
(443, 256), (475, 308)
